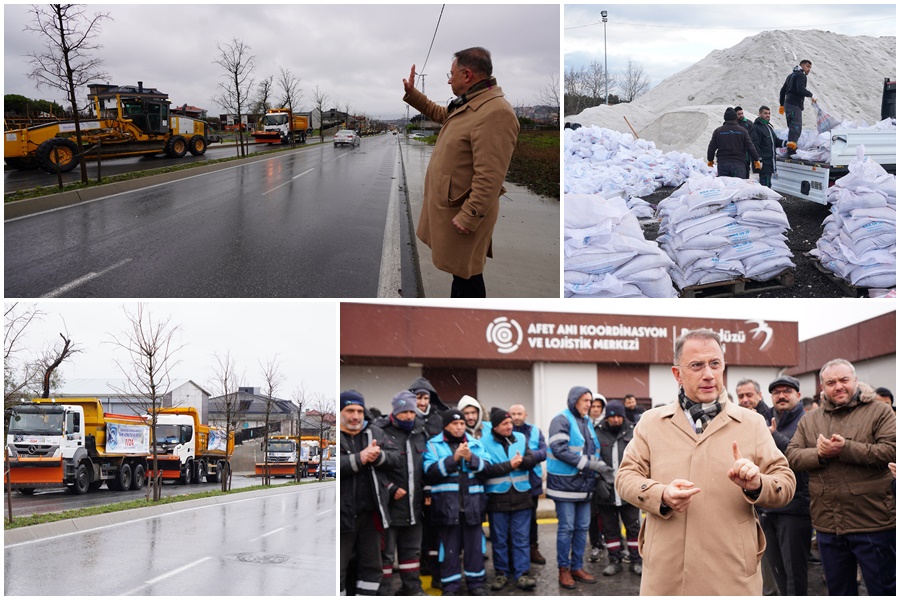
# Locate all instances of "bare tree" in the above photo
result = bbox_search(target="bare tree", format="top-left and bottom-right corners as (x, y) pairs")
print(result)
(258, 356), (286, 486)
(585, 60), (609, 106)
(25, 4), (110, 184)
(564, 64), (589, 116)
(107, 304), (183, 501)
(213, 37), (255, 157)
(311, 85), (329, 143)
(619, 58), (651, 103)
(536, 72), (560, 113)
(254, 75), (274, 120)
(4, 304), (44, 412)
(307, 394), (335, 480)
(209, 350), (245, 492)
(37, 329), (81, 399)
(277, 67), (303, 146)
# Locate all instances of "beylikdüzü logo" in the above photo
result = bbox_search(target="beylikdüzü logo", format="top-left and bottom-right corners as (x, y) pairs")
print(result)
(486, 317), (523, 354)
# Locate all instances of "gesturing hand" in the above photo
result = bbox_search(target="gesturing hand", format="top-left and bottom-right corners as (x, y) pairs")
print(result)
(403, 65), (416, 95)
(454, 440), (472, 462)
(510, 451), (523, 469)
(727, 441), (761, 491)
(817, 433), (845, 458)
(768, 417), (777, 434)
(360, 439), (381, 465)
(661, 479), (702, 512)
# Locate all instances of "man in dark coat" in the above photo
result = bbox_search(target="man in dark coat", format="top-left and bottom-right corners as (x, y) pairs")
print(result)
(779, 60), (816, 149)
(760, 376), (811, 596)
(736, 378), (774, 423)
(707, 107), (761, 179)
(340, 391), (401, 596)
(482, 407), (538, 591)
(750, 106), (778, 188)
(622, 393), (644, 424)
(375, 391), (429, 596)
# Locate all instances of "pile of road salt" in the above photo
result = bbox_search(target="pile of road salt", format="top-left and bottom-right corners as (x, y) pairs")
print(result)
(656, 175), (795, 289)
(810, 146), (896, 290)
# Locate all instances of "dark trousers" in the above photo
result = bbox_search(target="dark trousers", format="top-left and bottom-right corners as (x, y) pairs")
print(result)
(378, 522), (424, 595)
(717, 160), (749, 179)
(759, 173), (773, 188)
(451, 273), (486, 298)
(588, 500), (603, 548)
(340, 511), (384, 595)
(489, 509), (531, 579)
(598, 503), (641, 561)
(421, 502), (439, 576)
(761, 512), (811, 595)
(530, 499), (540, 545)
(817, 528), (896, 596)
(785, 103), (803, 143)
(438, 522), (486, 594)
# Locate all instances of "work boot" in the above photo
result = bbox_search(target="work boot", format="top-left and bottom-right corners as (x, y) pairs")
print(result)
(530, 543), (546, 565)
(515, 574), (537, 591)
(631, 562), (643, 576)
(589, 546), (602, 563)
(571, 568), (597, 584)
(490, 574), (508, 591)
(558, 567), (576, 589)
(603, 558), (623, 576)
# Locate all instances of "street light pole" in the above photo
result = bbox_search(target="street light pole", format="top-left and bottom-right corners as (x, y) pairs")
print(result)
(602, 10), (609, 105)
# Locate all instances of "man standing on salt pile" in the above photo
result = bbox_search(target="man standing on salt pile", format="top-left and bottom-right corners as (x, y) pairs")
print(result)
(779, 60), (817, 151)
(706, 107), (761, 179)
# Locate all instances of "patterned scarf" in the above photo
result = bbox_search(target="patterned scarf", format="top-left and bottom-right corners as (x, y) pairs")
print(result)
(679, 389), (721, 434)
(447, 77), (497, 114)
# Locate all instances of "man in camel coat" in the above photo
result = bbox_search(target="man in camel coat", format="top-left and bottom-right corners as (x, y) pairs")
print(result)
(402, 46), (520, 298)
(616, 328), (796, 595)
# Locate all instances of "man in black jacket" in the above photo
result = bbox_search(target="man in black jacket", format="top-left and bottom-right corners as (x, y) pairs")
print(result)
(761, 376), (811, 595)
(750, 106), (778, 188)
(340, 390), (401, 596)
(707, 107), (761, 179)
(375, 391), (429, 596)
(779, 60), (816, 150)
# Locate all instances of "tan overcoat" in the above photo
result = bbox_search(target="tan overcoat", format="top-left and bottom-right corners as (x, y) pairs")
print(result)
(615, 399), (796, 596)
(403, 82), (519, 278)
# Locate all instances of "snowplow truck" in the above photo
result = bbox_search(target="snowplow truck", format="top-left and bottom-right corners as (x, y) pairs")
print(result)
(255, 435), (307, 478)
(253, 108), (308, 145)
(5, 398), (150, 495)
(147, 407), (233, 485)
(4, 81), (212, 174)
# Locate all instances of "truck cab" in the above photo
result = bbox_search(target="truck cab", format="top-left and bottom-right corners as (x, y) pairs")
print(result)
(265, 438), (299, 464)
(7, 403), (82, 462)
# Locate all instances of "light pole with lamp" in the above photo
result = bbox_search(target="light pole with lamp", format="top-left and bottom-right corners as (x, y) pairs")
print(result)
(602, 10), (609, 104)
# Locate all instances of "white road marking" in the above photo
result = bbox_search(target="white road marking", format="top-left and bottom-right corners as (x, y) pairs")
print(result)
(315, 509), (332, 516)
(249, 527), (285, 542)
(123, 556), (212, 595)
(377, 144), (403, 298)
(261, 167), (315, 196)
(40, 258), (132, 298)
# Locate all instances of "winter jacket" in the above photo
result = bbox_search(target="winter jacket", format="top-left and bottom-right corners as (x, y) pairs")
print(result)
(403, 79), (520, 279)
(595, 419), (635, 507)
(750, 117), (778, 174)
(779, 66), (813, 110)
(707, 121), (760, 165)
(340, 422), (401, 532)
(481, 429), (536, 513)
(616, 399), (796, 595)
(546, 386), (604, 502)
(764, 401), (809, 516)
(457, 395), (485, 440)
(751, 400), (774, 424)
(408, 376), (451, 438)
(513, 421), (547, 495)
(423, 430), (489, 526)
(786, 382), (895, 534)
(738, 116), (753, 133)
(374, 414), (428, 527)
(624, 405), (644, 424)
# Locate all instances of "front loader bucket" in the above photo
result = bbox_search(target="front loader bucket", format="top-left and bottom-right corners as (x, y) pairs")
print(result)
(4, 456), (65, 487)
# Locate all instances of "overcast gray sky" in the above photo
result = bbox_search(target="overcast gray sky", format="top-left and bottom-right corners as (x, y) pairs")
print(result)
(6, 301), (336, 402)
(565, 3), (896, 88)
(4, 3), (560, 120)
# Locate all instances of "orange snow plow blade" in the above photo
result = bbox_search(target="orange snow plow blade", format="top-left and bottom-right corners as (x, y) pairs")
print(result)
(255, 463), (297, 477)
(4, 456), (65, 486)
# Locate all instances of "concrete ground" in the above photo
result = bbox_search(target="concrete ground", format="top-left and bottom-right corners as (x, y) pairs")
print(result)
(398, 136), (559, 298)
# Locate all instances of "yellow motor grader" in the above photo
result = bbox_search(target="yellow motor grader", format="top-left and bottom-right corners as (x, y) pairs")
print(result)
(4, 81), (213, 173)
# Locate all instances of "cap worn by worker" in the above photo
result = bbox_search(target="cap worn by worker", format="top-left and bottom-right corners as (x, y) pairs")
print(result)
(340, 390), (365, 410)
(768, 376), (800, 393)
(391, 390), (418, 416)
(724, 107), (737, 121)
(443, 410), (465, 428)
(605, 400), (626, 419)
(490, 407), (512, 430)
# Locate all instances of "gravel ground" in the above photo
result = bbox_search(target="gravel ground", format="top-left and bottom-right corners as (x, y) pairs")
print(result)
(639, 186), (865, 298)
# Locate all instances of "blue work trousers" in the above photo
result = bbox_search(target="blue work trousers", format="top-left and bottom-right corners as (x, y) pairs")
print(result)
(817, 528), (896, 596)
(554, 499), (591, 571)
(489, 509), (531, 579)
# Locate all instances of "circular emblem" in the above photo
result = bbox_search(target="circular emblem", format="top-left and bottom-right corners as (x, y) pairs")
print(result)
(486, 317), (523, 354)
(28, 445), (37, 455)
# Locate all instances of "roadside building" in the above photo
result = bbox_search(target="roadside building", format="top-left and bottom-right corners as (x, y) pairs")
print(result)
(56, 378), (210, 421)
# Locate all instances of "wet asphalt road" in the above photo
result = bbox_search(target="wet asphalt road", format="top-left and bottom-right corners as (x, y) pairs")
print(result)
(5, 134), (408, 297)
(4, 482), (336, 596)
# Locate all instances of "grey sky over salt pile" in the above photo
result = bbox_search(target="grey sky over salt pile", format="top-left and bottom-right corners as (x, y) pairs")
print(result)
(565, 3), (896, 89)
(4, 3), (560, 120)
(6, 301), (337, 402)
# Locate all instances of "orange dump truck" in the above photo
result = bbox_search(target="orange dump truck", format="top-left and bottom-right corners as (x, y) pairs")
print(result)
(147, 407), (233, 484)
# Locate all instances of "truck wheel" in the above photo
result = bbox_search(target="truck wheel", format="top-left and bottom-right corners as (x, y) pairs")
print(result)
(164, 135), (188, 158)
(188, 135), (207, 156)
(193, 460), (206, 484)
(36, 138), (80, 173)
(207, 460), (223, 483)
(68, 464), (90, 495)
(179, 460), (192, 485)
(131, 463), (146, 490)
(108, 462), (132, 491)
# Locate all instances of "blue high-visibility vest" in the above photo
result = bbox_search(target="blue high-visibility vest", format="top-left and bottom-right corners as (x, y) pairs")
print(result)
(481, 432), (531, 494)
(547, 409), (599, 476)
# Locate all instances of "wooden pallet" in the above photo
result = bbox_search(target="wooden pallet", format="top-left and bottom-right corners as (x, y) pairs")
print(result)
(679, 269), (794, 298)
(804, 253), (873, 298)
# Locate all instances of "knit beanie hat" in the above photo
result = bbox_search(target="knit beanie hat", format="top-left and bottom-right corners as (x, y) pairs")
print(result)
(490, 407), (512, 430)
(340, 390), (365, 411)
(605, 400), (626, 419)
(724, 107), (737, 121)
(442, 409), (465, 428)
(392, 390), (418, 416)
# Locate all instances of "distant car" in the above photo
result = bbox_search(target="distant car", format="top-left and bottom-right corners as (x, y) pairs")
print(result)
(324, 459), (336, 478)
(334, 130), (360, 147)
(410, 133), (425, 139)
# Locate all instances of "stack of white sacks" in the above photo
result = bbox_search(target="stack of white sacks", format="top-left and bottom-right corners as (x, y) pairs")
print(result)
(810, 146), (896, 289)
(656, 175), (795, 289)
(565, 194), (677, 297)
(564, 125), (711, 296)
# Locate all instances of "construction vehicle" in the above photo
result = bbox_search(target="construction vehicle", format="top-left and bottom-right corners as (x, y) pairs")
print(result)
(5, 398), (150, 495)
(4, 81), (213, 174)
(253, 108), (308, 145)
(255, 435), (306, 478)
(147, 407), (233, 485)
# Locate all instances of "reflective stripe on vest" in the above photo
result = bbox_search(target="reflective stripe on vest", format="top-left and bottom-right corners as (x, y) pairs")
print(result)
(546, 409), (598, 476)
(481, 432), (531, 494)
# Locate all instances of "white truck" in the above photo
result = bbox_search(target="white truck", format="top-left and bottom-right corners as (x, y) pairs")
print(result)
(148, 407), (232, 485)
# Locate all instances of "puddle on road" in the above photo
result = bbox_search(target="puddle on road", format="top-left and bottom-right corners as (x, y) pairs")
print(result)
(226, 552), (292, 565)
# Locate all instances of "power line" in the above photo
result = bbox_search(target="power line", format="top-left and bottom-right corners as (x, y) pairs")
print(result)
(566, 16), (895, 31)
(420, 4), (446, 88)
